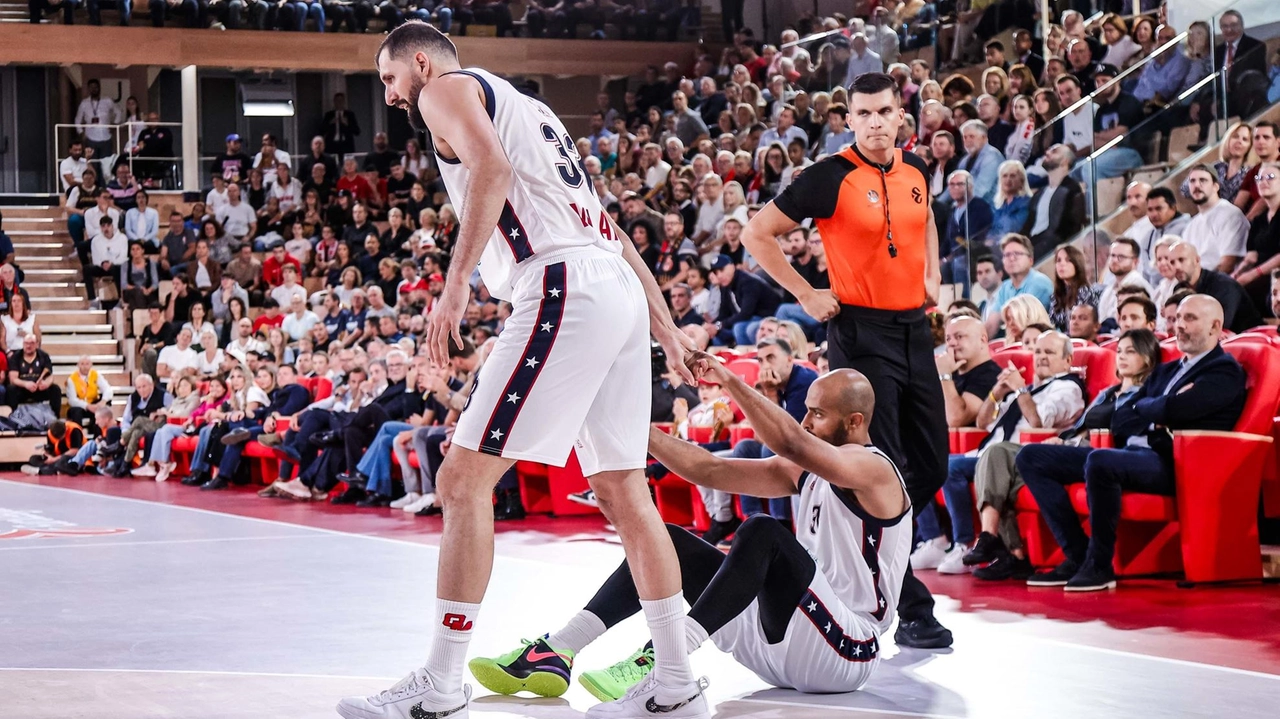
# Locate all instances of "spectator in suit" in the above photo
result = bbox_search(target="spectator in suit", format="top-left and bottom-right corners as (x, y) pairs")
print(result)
(1168, 241), (1262, 333)
(940, 170), (993, 296)
(320, 93), (359, 157)
(1020, 296), (1247, 591)
(957, 120), (1004, 203)
(1013, 29), (1045, 81)
(976, 94), (1013, 154)
(1022, 144), (1084, 257)
(1213, 11), (1268, 120)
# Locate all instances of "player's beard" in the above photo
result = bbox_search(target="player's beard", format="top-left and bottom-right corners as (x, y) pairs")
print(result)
(404, 77), (428, 132)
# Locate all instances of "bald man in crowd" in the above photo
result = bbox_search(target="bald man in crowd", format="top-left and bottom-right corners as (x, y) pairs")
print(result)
(1168, 241), (1262, 332)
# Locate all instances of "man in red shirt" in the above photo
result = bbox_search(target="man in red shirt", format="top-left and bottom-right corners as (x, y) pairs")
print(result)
(336, 157), (373, 205)
(252, 297), (285, 333)
(261, 244), (302, 290)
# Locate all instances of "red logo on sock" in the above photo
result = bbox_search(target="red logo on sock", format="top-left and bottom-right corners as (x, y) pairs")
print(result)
(442, 613), (473, 631)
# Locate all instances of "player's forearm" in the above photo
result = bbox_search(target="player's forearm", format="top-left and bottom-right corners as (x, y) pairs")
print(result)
(448, 161), (513, 293)
(718, 369), (805, 457)
(648, 426), (734, 487)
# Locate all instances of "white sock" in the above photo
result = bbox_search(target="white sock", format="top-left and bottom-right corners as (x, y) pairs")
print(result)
(424, 599), (480, 694)
(640, 594), (695, 703)
(545, 610), (607, 655)
(684, 617), (709, 654)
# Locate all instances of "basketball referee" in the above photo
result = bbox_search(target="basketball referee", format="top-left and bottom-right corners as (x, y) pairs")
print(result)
(740, 73), (951, 649)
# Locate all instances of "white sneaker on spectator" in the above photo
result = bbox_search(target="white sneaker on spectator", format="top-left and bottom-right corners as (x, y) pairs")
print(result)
(390, 492), (421, 510)
(909, 536), (951, 570)
(403, 493), (436, 513)
(131, 464), (157, 478)
(277, 479), (311, 500)
(937, 544), (974, 575)
(155, 462), (177, 482)
(336, 668), (470, 719)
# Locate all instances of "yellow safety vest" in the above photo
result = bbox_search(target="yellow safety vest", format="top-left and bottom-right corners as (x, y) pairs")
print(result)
(70, 370), (101, 406)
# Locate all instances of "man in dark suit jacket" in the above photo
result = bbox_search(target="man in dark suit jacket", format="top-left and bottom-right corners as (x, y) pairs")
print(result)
(940, 169), (993, 294)
(320, 92), (361, 157)
(1169, 241), (1263, 333)
(1022, 144), (1085, 257)
(1214, 11), (1268, 115)
(1013, 29), (1045, 85)
(1017, 295), (1247, 591)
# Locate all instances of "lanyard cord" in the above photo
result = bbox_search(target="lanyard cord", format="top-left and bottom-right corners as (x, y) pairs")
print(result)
(877, 166), (897, 259)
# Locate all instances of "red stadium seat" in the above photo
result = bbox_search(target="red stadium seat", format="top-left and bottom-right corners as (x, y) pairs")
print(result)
(725, 359), (759, 386)
(990, 348), (1034, 386)
(1071, 346), (1117, 401)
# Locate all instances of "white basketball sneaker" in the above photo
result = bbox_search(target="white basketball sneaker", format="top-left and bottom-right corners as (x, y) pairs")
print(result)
(336, 668), (471, 719)
(937, 544), (974, 575)
(909, 536), (951, 570)
(585, 674), (710, 719)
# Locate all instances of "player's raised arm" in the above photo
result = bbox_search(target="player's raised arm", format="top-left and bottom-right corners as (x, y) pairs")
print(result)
(647, 426), (802, 498)
(694, 353), (902, 508)
(420, 74), (514, 366)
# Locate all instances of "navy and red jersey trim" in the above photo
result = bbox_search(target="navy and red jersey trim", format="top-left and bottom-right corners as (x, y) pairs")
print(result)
(798, 589), (878, 663)
(478, 262), (566, 456)
(498, 200), (535, 262)
(861, 525), (890, 622)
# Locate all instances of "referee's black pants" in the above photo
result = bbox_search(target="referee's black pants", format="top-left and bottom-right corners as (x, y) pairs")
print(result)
(826, 304), (948, 623)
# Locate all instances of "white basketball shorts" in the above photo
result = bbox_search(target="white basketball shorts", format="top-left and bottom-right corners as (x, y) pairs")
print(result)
(452, 248), (651, 476)
(710, 568), (882, 694)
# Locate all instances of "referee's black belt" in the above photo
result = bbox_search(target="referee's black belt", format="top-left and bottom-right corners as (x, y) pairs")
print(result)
(836, 303), (929, 324)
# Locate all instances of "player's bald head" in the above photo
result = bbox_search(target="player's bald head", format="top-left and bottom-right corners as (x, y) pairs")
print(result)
(811, 369), (875, 423)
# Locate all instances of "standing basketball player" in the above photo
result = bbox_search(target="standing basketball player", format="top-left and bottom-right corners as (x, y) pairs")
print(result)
(341, 22), (705, 719)
(470, 358), (910, 704)
(738, 73), (952, 649)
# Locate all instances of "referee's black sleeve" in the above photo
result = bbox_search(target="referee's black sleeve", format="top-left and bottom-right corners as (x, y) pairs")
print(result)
(772, 154), (853, 223)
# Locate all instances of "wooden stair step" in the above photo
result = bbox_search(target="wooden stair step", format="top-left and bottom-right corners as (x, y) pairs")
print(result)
(37, 310), (108, 324)
(41, 324), (114, 334)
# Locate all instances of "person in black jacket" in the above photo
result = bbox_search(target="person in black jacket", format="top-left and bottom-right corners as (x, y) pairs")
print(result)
(331, 350), (426, 503)
(1169, 241), (1263, 333)
(320, 93), (360, 157)
(1019, 300), (1247, 591)
(1023, 144), (1085, 257)
(200, 365), (312, 491)
(708, 254), (781, 346)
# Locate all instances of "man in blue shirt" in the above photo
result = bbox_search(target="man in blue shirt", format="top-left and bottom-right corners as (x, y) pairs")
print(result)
(985, 233), (1054, 339)
(1133, 24), (1191, 104)
(723, 337), (819, 528)
(957, 120), (1005, 204)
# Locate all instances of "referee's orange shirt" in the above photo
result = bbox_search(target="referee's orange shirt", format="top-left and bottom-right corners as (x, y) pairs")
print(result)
(773, 146), (931, 311)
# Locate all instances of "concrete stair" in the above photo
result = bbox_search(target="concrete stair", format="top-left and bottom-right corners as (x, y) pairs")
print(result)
(4, 199), (130, 412)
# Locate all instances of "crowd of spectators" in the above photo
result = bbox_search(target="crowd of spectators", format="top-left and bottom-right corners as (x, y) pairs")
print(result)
(28, 0), (701, 38)
(23, 4), (1280, 571)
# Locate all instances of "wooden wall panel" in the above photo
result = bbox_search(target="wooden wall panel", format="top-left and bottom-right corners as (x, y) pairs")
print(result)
(0, 24), (696, 77)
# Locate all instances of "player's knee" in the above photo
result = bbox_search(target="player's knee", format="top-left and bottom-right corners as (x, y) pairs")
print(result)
(735, 514), (784, 544)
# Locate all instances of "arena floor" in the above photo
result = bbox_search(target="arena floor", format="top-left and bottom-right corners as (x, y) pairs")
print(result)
(2, 475), (1279, 719)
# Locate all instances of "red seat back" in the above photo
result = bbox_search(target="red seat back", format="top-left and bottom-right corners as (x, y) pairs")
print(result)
(1244, 325), (1279, 337)
(297, 377), (334, 403)
(1159, 340), (1183, 364)
(1070, 346), (1117, 401)
(991, 349), (1034, 386)
(1221, 343), (1280, 436)
(725, 359), (759, 386)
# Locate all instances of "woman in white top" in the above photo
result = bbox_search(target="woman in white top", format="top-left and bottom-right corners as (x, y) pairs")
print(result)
(1100, 14), (1143, 69)
(1150, 236), (1182, 333)
(1, 293), (39, 353)
(1004, 95), (1038, 165)
(403, 139), (429, 178)
(247, 367), (274, 411)
(183, 303), (216, 347)
(195, 329), (225, 377)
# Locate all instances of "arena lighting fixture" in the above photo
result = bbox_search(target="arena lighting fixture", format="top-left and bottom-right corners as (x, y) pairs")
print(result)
(241, 81), (295, 117)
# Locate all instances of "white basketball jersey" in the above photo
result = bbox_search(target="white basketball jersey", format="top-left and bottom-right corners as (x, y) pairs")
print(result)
(433, 68), (622, 300)
(795, 446), (912, 635)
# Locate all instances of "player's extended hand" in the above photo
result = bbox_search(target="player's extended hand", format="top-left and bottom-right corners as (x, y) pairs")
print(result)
(798, 289), (840, 323)
(427, 281), (468, 369)
(687, 350), (734, 385)
(655, 325), (698, 385)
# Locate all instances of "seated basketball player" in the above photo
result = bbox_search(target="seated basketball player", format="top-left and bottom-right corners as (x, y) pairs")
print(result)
(470, 353), (911, 705)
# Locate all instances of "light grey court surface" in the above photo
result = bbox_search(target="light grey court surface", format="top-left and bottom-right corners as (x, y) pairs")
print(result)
(2, 478), (1278, 719)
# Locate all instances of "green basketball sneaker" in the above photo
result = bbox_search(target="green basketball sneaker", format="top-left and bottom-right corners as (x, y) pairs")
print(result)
(579, 642), (655, 703)
(469, 636), (575, 698)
